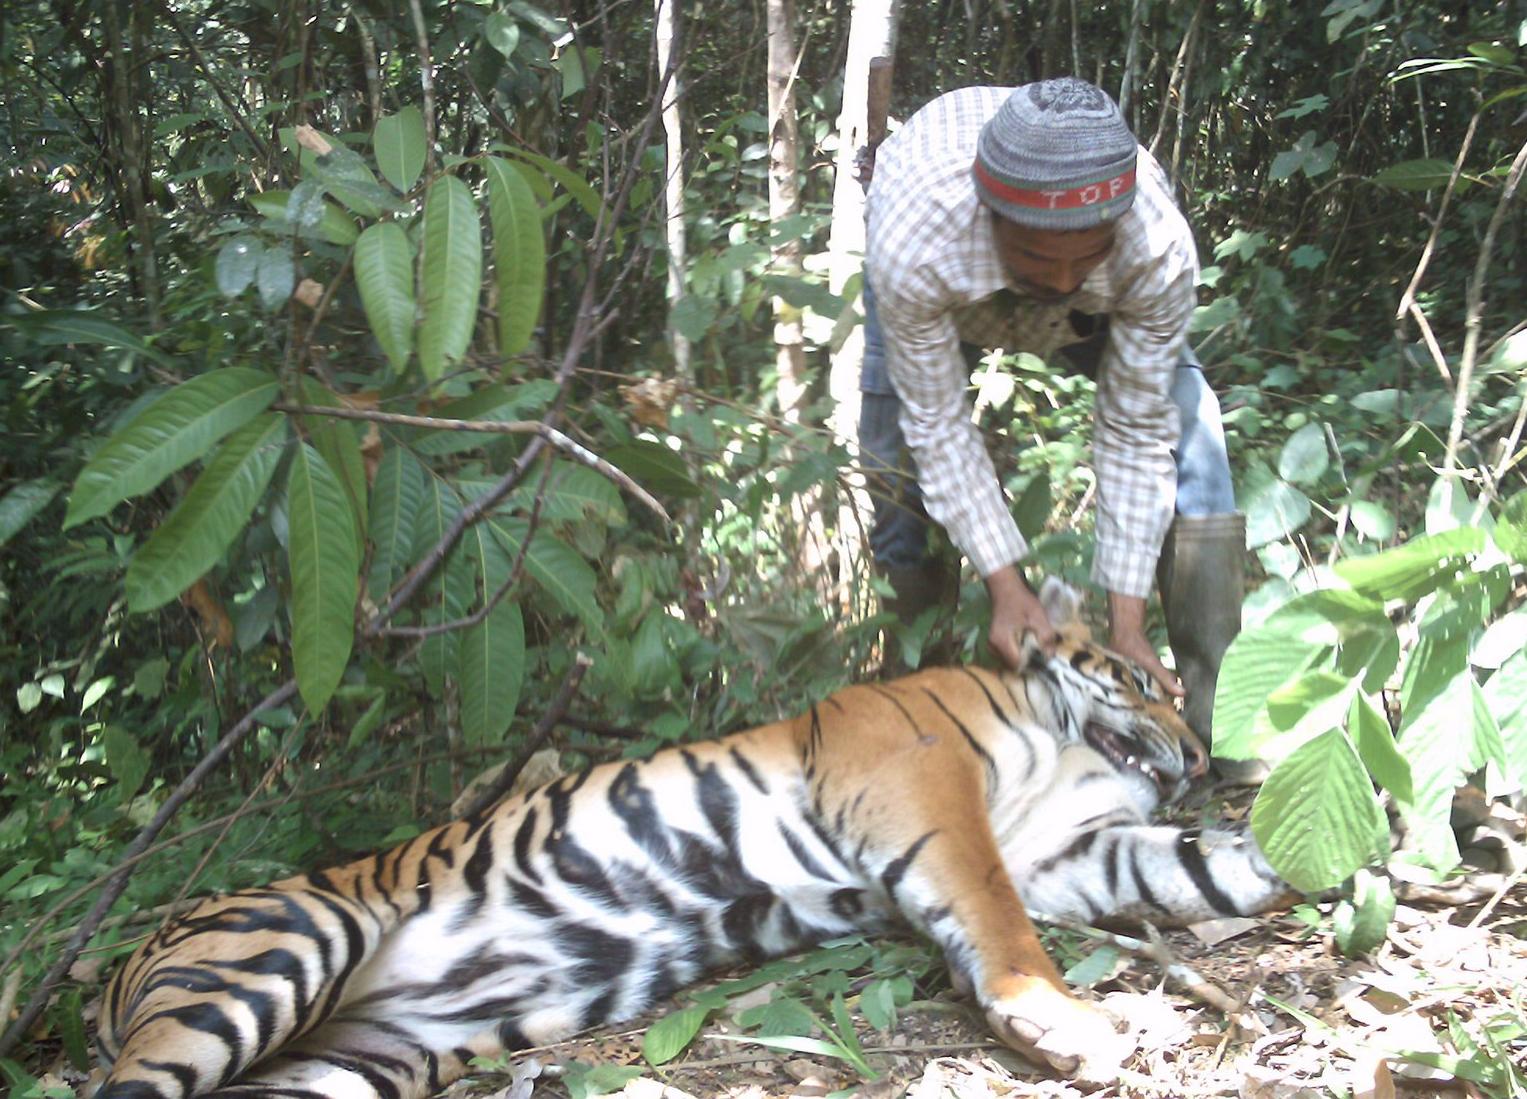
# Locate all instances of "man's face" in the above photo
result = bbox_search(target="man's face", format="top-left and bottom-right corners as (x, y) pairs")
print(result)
(991, 217), (1117, 303)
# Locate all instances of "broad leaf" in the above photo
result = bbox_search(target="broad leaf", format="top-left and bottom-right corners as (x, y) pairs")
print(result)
(459, 601), (524, 745)
(125, 415), (286, 612)
(354, 222), (416, 374)
(412, 479), (470, 696)
(491, 145), (602, 218)
(372, 106), (427, 193)
(1394, 635), (1473, 871)
(66, 368), (280, 528)
(642, 1004), (709, 1066)
(287, 444), (360, 712)
(1251, 728), (1388, 892)
(511, 463), (628, 527)
(418, 174), (482, 381)
(0, 479), (60, 548)
(299, 131), (393, 218)
(247, 190), (359, 246)
(606, 440), (702, 499)
(1333, 527), (1483, 602)
(1494, 490), (1527, 564)
(16, 309), (177, 369)
(103, 725), (150, 800)
(215, 235), (263, 296)
(412, 380), (558, 456)
(1372, 159), (1458, 191)
(256, 247), (295, 309)
(485, 156), (546, 357)
(483, 12), (521, 57)
(484, 515), (603, 639)
(1347, 499), (1395, 541)
(1482, 650), (1527, 790)
(1243, 477), (1311, 548)
(367, 446), (425, 600)
(1278, 422), (1329, 485)
(1349, 692), (1412, 801)
(296, 380), (369, 542)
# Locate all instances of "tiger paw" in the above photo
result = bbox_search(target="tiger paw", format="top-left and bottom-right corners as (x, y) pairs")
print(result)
(983, 982), (1135, 1087)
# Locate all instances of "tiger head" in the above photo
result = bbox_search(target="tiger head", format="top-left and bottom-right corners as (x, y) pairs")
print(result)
(1026, 578), (1208, 810)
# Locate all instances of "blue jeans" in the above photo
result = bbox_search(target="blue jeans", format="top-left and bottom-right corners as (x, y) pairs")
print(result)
(858, 283), (1237, 570)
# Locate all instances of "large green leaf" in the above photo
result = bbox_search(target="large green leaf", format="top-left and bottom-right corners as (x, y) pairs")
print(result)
(296, 380), (368, 541)
(125, 415), (287, 612)
(1333, 527), (1484, 602)
(247, 190), (360, 246)
(485, 156), (546, 357)
(1372, 159), (1459, 191)
(65, 368), (280, 528)
(372, 106), (427, 194)
(510, 463), (628, 527)
(1243, 477), (1312, 548)
(459, 600), (524, 745)
(298, 130), (394, 218)
(418, 174), (482, 381)
(1494, 490), (1527, 564)
(367, 446), (425, 601)
(412, 478), (470, 696)
(412, 380), (559, 456)
(1394, 635), (1473, 871)
(15, 309), (177, 369)
(0, 479), (60, 548)
(1213, 589), (1387, 759)
(1482, 650), (1527, 790)
(1349, 692), (1412, 801)
(484, 515), (604, 639)
(491, 145), (602, 218)
(1277, 422), (1329, 485)
(1251, 728), (1389, 892)
(642, 1005), (710, 1067)
(287, 444), (360, 712)
(354, 222), (416, 374)
(606, 440), (702, 499)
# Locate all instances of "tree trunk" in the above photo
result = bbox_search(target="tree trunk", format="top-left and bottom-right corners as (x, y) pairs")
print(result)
(101, 0), (161, 328)
(655, 0), (691, 387)
(766, 0), (806, 422)
(824, 0), (899, 611)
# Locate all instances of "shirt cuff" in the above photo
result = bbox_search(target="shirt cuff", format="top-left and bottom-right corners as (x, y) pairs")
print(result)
(968, 522), (1030, 581)
(1091, 537), (1158, 600)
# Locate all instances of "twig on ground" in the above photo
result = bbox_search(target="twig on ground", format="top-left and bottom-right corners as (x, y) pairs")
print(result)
(458, 654), (594, 819)
(1034, 911), (1244, 1017)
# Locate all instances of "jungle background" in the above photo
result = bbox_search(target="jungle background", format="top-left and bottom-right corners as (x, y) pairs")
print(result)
(2, 0), (1526, 1095)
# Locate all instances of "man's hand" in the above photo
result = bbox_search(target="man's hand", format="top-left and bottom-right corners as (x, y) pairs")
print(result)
(1107, 592), (1184, 699)
(986, 565), (1056, 669)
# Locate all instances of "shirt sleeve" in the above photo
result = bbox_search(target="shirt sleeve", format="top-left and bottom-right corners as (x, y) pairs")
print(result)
(1089, 243), (1196, 598)
(876, 272), (1028, 579)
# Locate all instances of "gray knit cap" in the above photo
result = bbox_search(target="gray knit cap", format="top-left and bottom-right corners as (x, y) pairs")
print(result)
(973, 78), (1138, 230)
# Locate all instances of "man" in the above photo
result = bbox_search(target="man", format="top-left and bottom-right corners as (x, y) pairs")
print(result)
(861, 77), (1244, 752)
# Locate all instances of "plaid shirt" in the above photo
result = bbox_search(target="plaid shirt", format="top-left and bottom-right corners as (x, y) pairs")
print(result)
(865, 86), (1199, 599)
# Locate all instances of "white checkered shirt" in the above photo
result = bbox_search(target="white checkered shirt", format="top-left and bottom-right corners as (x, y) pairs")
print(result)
(865, 85), (1199, 599)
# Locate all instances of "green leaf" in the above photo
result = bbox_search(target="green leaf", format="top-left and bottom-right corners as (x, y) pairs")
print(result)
(215, 235), (263, 297)
(642, 1004), (710, 1066)
(287, 180), (328, 230)
(287, 444), (360, 712)
(669, 294), (719, 342)
(1243, 478), (1312, 548)
(554, 44), (599, 99)
(1486, 330), (1527, 376)
(248, 190), (359, 246)
(1062, 945), (1124, 988)
(354, 222), (417, 374)
(1372, 158), (1459, 191)
(1494, 490), (1527, 564)
(459, 601), (524, 745)
(16, 309), (178, 369)
(50, 987), (92, 1073)
(103, 725), (150, 800)
(736, 995), (819, 1037)
(1013, 471), (1051, 542)
(1347, 499), (1395, 541)
(484, 157), (546, 357)
(1332, 869), (1395, 957)
(562, 1062), (645, 1099)
(0, 479), (60, 548)
(1395, 635), (1473, 870)
(859, 978), (900, 1030)
(16, 682), (41, 713)
(1482, 650), (1527, 791)
(483, 12), (521, 57)
(65, 368), (280, 528)
(411, 380), (558, 456)
(1275, 94), (1331, 119)
(1349, 692), (1412, 801)
(302, 132), (393, 218)
(418, 175), (482, 381)
(125, 415), (286, 612)
(1333, 527), (1483, 602)
(372, 106), (427, 193)
(255, 247), (295, 310)
(512, 463), (628, 527)
(1277, 422), (1330, 485)
(607, 440), (702, 498)
(296, 381), (368, 541)
(1251, 728), (1389, 892)
(492, 145), (603, 219)
(483, 515), (604, 639)
(367, 446), (425, 600)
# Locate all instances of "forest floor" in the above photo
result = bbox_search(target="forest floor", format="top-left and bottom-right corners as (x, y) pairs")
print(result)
(459, 789), (1527, 1099)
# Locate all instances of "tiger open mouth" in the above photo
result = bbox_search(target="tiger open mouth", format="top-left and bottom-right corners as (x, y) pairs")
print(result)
(1083, 720), (1172, 796)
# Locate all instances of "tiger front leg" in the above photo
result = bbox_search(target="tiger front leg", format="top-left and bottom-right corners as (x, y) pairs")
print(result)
(878, 823), (1137, 1085)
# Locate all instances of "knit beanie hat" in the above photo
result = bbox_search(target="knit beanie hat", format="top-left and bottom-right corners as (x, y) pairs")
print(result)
(973, 78), (1138, 230)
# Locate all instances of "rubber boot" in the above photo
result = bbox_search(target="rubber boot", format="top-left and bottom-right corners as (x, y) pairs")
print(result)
(880, 562), (958, 674)
(1156, 513), (1263, 784)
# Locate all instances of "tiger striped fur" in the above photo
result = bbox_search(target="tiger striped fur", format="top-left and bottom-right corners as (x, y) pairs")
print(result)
(92, 581), (1292, 1098)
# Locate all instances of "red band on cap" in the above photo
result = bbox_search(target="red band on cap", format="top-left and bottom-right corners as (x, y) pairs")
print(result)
(974, 160), (1136, 211)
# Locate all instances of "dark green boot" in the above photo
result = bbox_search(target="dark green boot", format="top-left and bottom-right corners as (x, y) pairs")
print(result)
(1157, 513), (1261, 782)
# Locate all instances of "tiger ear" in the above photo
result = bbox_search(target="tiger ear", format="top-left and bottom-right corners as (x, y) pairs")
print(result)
(1037, 576), (1084, 631)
